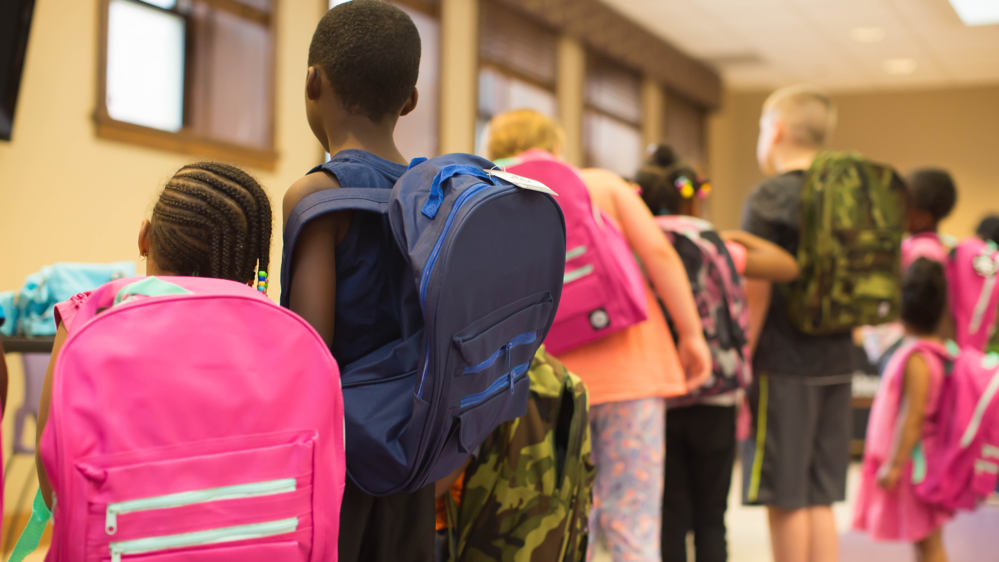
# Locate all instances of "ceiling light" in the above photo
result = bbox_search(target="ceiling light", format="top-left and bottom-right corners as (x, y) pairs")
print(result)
(851, 27), (886, 43)
(947, 0), (999, 26)
(883, 58), (917, 75)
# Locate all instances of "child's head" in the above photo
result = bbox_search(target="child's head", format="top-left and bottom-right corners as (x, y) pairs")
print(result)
(901, 257), (949, 337)
(904, 168), (957, 234)
(486, 109), (564, 161)
(634, 144), (708, 217)
(976, 215), (999, 246)
(757, 85), (836, 177)
(306, 0), (421, 151)
(139, 162), (272, 287)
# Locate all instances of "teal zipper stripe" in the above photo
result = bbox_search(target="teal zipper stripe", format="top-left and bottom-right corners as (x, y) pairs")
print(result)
(110, 517), (298, 562)
(106, 478), (296, 535)
(565, 246), (587, 261)
(564, 265), (594, 284)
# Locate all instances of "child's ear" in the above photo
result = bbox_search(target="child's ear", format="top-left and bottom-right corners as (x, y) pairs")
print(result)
(306, 67), (323, 101)
(399, 87), (419, 117)
(138, 219), (152, 258)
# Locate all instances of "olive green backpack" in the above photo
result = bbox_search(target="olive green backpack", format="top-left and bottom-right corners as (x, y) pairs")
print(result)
(445, 347), (595, 562)
(787, 151), (907, 335)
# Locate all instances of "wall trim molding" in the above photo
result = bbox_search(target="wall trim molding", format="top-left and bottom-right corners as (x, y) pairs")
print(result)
(491, 0), (721, 109)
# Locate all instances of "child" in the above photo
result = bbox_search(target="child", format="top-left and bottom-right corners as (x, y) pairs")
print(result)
(862, 168), (959, 372)
(854, 258), (952, 562)
(487, 109), (713, 562)
(281, 3), (432, 561)
(902, 168), (958, 270)
(35, 161), (273, 506)
(636, 144), (799, 562)
(976, 215), (999, 247)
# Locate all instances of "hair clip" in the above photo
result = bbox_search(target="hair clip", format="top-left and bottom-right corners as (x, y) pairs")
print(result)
(675, 176), (695, 199)
(257, 270), (268, 292)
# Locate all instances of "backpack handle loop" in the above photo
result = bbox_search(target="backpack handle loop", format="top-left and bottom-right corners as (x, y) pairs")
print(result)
(422, 165), (497, 219)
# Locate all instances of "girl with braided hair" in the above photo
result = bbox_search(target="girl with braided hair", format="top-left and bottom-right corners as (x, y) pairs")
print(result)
(34, 161), (273, 508)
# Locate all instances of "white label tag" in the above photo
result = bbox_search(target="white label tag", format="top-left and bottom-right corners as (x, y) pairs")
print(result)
(485, 169), (558, 196)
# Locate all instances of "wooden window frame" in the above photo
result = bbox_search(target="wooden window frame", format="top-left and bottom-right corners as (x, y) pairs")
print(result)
(95, 0), (279, 170)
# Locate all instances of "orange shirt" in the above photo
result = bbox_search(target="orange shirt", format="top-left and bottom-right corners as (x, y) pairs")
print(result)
(435, 477), (464, 531)
(556, 168), (687, 405)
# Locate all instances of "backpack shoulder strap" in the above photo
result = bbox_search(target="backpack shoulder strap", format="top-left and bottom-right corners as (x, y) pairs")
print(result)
(280, 187), (391, 307)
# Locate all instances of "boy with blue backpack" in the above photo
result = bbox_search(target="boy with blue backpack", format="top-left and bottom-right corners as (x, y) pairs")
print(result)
(282, 3), (565, 561)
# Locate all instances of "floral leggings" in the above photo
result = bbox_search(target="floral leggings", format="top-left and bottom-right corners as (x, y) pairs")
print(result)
(587, 397), (667, 562)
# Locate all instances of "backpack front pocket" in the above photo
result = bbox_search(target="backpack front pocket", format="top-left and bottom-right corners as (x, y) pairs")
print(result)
(77, 431), (315, 562)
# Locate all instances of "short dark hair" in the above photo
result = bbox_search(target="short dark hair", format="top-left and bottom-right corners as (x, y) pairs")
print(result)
(308, 0), (421, 121)
(977, 215), (999, 246)
(151, 162), (272, 284)
(634, 144), (703, 216)
(901, 257), (947, 335)
(906, 168), (957, 222)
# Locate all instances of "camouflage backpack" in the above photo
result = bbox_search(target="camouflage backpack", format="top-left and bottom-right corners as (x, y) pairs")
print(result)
(446, 346), (595, 562)
(787, 151), (906, 335)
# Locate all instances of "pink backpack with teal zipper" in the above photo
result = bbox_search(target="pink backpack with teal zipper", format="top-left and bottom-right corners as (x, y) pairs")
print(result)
(28, 276), (345, 562)
(500, 150), (648, 356)
(947, 238), (999, 352)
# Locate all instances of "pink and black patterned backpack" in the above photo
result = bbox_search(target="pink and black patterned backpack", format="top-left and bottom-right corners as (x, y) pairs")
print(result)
(656, 216), (751, 406)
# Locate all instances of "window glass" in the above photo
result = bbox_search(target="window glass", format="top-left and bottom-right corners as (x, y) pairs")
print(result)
(106, 0), (185, 132)
(586, 56), (641, 126)
(584, 110), (642, 178)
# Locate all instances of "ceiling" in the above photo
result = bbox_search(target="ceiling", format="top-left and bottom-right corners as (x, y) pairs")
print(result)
(598, 0), (999, 92)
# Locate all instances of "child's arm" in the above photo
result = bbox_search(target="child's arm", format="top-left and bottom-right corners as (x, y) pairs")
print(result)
(36, 324), (69, 508)
(721, 230), (800, 283)
(283, 173), (350, 347)
(607, 174), (712, 390)
(878, 351), (933, 490)
(744, 279), (771, 355)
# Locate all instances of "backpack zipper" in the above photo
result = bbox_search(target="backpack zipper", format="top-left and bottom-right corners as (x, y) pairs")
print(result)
(109, 516), (298, 562)
(416, 181), (496, 398)
(565, 246), (587, 261)
(563, 265), (594, 284)
(460, 363), (529, 408)
(105, 478), (296, 535)
(461, 332), (537, 376)
(960, 365), (999, 448)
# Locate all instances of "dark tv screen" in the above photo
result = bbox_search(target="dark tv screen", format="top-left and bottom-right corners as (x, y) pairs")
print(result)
(0, 0), (36, 141)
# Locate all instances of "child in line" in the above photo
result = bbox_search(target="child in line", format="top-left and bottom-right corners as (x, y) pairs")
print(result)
(854, 258), (953, 562)
(281, 3), (433, 561)
(862, 168), (959, 372)
(487, 109), (713, 562)
(976, 215), (999, 247)
(35, 161), (273, 507)
(636, 144), (799, 562)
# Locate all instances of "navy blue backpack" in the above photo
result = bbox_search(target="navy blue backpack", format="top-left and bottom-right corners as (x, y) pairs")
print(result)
(281, 154), (566, 496)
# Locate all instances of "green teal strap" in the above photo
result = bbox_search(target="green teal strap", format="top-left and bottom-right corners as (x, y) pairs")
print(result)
(114, 276), (192, 306)
(8, 490), (52, 562)
(911, 441), (927, 485)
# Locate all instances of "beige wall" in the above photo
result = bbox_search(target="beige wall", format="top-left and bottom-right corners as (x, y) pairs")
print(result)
(0, 0), (327, 520)
(707, 85), (999, 236)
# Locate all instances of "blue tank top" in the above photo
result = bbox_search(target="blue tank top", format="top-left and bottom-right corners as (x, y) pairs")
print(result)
(317, 150), (410, 367)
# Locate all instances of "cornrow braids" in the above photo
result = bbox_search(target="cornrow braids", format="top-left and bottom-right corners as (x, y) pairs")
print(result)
(150, 162), (273, 288)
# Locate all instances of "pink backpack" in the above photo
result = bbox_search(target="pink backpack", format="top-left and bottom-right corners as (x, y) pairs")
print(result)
(39, 277), (344, 562)
(656, 216), (751, 406)
(916, 347), (999, 512)
(902, 233), (949, 271)
(947, 238), (999, 352)
(502, 150), (647, 356)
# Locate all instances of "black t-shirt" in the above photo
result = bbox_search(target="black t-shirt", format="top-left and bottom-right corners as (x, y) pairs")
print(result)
(741, 170), (855, 382)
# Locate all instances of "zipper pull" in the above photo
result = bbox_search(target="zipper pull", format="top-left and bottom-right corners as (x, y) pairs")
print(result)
(110, 545), (122, 562)
(106, 507), (119, 535)
(508, 368), (516, 394)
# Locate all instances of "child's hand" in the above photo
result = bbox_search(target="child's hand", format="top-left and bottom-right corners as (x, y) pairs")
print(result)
(678, 334), (712, 391)
(877, 463), (902, 490)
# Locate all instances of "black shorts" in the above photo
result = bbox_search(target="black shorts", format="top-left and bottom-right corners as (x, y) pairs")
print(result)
(742, 374), (851, 510)
(338, 479), (436, 562)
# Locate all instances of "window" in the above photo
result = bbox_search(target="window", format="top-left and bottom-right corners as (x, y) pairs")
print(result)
(475, 0), (557, 157)
(97, 0), (276, 169)
(662, 90), (707, 168)
(584, 55), (643, 178)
